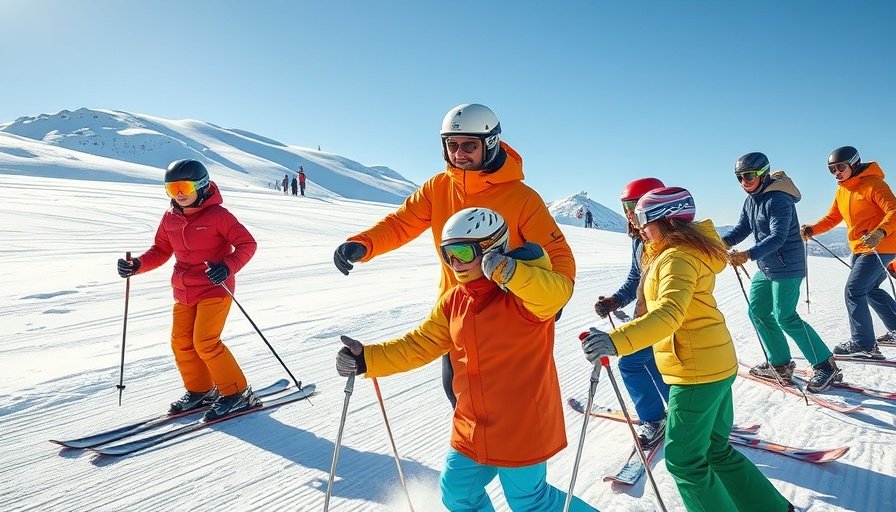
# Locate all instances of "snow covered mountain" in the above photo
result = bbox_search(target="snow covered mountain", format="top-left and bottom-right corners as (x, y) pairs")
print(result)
(0, 108), (418, 205)
(548, 191), (627, 233)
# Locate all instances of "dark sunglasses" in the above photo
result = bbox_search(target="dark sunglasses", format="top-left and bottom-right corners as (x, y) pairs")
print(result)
(445, 139), (481, 154)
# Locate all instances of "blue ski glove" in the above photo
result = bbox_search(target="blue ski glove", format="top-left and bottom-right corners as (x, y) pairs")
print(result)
(336, 335), (367, 377)
(117, 257), (141, 278)
(205, 261), (231, 285)
(581, 327), (618, 364)
(334, 242), (367, 276)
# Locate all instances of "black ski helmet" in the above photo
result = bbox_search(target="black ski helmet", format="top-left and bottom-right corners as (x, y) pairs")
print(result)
(828, 146), (860, 171)
(165, 159), (210, 205)
(735, 152), (770, 175)
(166, 159), (209, 183)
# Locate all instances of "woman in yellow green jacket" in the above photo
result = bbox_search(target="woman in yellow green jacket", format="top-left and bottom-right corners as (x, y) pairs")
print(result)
(581, 187), (793, 512)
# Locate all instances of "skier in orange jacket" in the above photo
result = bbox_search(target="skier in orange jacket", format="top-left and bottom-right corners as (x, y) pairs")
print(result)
(332, 103), (575, 406)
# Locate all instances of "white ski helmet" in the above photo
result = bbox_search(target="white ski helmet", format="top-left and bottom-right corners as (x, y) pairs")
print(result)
(440, 207), (509, 264)
(440, 104), (502, 169)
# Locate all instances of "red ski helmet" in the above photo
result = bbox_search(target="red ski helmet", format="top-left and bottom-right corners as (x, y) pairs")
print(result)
(620, 177), (665, 202)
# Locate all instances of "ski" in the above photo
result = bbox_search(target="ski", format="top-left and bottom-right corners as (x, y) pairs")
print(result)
(50, 379), (291, 449)
(737, 365), (863, 414)
(833, 355), (896, 368)
(793, 369), (896, 400)
(729, 434), (849, 463)
(566, 398), (761, 436)
(88, 384), (316, 456)
(877, 338), (896, 347)
(603, 439), (664, 485)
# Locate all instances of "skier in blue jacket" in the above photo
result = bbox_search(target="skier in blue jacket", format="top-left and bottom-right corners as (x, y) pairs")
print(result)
(593, 177), (670, 447)
(724, 152), (841, 392)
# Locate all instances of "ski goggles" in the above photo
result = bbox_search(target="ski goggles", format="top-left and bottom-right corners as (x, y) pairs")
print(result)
(440, 241), (483, 265)
(735, 164), (769, 183)
(444, 138), (481, 154)
(622, 199), (639, 212)
(165, 177), (209, 198)
(828, 162), (852, 174)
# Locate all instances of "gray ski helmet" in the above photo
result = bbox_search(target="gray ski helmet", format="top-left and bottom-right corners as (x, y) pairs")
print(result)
(735, 152), (770, 175)
(828, 146), (860, 170)
(440, 104), (502, 169)
(165, 159), (210, 202)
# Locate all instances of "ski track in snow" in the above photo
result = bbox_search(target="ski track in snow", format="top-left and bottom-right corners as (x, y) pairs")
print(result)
(1, 174), (894, 511)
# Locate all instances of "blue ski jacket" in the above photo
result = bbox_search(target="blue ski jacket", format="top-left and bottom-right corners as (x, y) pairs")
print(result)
(722, 172), (806, 280)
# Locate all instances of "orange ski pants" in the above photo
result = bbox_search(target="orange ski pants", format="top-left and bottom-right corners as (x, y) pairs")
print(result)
(171, 297), (247, 396)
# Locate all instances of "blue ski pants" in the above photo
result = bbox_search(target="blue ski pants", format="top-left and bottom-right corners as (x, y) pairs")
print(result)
(846, 252), (896, 348)
(440, 448), (598, 511)
(617, 346), (670, 423)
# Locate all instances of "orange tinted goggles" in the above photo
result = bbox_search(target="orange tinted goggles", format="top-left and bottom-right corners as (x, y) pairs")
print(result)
(165, 177), (208, 198)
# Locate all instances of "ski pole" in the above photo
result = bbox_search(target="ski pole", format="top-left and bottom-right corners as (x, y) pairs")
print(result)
(324, 373), (355, 511)
(116, 252), (131, 406)
(804, 242), (810, 313)
(372, 378), (415, 512)
(208, 262), (303, 391)
(563, 353), (602, 512)
(732, 266), (809, 405)
(808, 236), (851, 268)
(601, 357), (667, 512)
(872, 250), (896, 299)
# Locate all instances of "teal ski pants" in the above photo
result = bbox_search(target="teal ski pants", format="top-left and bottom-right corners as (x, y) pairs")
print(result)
(748, 271), (832, 366)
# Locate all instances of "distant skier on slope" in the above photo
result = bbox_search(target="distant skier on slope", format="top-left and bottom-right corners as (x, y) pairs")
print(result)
(116, 159), (259, 421)
(724, 152), (841, 392)
(581, 187), (796, 512)
(337, 208), (597, 511)
(331, 103), (575, 408)
(802, 146), (896, 360)
(584, 208), (593, 228)
(593, 177), (670, 449)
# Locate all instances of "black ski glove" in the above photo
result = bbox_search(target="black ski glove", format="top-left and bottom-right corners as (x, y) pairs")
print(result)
(334, 242), (367, 276)
(336, 335), (367, 376)
(205, 261), (231, 285)
(117, 257), (141, 278)
(594, 295), (621, 318)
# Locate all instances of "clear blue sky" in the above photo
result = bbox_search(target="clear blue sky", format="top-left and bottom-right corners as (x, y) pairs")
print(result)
(3, 0), (894, 224)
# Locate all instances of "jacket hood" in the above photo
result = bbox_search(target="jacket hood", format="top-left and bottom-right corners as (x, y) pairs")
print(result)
(756, 171), (801, 203)
(646, 219), (726, 274)
(694, 219), (727, 274)
(840, 161), (884, 191)
(444, 142), (524, 194)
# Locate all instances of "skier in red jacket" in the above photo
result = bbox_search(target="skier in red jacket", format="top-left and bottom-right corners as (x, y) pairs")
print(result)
(117, 159), (259, 421)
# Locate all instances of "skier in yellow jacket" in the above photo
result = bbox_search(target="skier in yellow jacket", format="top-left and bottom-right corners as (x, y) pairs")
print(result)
(332, 103), (575, 406)
(337, 208), (596, 511)
(580, 187), (794, 512)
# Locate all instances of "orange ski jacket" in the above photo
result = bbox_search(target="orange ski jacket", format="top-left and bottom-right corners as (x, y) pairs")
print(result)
(347, 142), (575, 298)
(808, 162), (896, 254)
(361, 248), (568, 467)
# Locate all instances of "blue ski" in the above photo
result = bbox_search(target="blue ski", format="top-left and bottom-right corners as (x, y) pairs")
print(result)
(50, 379), (291, 449)
(88, 384), (316, 456)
